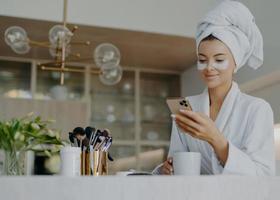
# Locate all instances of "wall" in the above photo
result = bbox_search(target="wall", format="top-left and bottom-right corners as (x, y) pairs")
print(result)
(0, 0), (216, 37)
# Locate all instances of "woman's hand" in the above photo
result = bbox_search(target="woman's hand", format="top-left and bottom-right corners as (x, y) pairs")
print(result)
(173, 109), (221, 145)
(173, 109), (229, 166)
(160, 157), (173, 175)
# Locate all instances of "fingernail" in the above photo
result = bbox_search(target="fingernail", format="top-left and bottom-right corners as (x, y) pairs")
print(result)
(171, 114), (176, 119)
(180, 109), (191, 113)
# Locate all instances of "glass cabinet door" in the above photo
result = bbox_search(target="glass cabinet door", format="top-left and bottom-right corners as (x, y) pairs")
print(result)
(36, 66), (85, 100)
(90, 71), (135, 141)
(90, 71), (136, 174)
(0, 60), (31, 98)
(139, 72), (180, 171)
(0, 58), (182, 175)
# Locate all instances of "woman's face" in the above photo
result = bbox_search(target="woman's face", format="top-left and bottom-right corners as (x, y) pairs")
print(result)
(197, 39), (235, 89)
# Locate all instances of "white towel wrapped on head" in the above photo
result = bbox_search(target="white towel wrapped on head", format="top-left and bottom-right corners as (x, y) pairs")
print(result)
(196, 0), (263, 72)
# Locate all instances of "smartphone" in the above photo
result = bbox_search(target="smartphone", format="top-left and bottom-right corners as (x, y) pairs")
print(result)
(166, 97), (192, 115)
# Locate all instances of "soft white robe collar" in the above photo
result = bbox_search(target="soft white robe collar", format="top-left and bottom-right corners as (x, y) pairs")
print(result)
(189, 81), (240, 134)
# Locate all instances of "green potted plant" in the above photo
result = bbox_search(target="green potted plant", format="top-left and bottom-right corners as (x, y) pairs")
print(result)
(0, 113), (65, 175)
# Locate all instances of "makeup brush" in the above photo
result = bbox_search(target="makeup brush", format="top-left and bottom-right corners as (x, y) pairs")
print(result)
(102, 137), (113, 151)
(85, 126), (95, 140)
(73, 127), (85, 135)
(68, 132), (75, 146)
(94, 136), (106, 150)
(73, 127), (90, 147)
(108, 152), (114, 161)
(85, 126), (96, 148)
(102, 129), (110, 137)
(91, 129), (102, 148)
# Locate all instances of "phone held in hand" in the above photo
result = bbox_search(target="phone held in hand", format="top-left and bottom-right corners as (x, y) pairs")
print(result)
(166, 97), (192, 115)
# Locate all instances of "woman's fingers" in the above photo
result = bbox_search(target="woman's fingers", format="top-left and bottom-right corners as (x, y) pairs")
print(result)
(161, 158), (173, 175)
(167, 157), (173, 165)
(177, 120), (212, 142)
(175, 114), (203, 133)
(178, 110), (206, 125)
(176, 120), (201, 138)
(162, 167), (172, 175)
(162, 165), (172, 175)
(164, 161), (173, 173)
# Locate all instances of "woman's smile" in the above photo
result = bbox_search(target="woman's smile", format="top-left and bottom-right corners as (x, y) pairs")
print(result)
(204, 73), (219, 80)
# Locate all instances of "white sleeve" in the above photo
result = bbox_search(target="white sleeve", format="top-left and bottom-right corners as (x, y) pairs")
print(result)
(152, 120), (188, 175)
(211, 100), (275, 176)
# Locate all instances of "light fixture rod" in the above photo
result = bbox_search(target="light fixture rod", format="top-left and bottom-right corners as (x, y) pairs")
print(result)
(41, 66), (101, 74)
(63, 0), (68, 27)
(60, 0), (68, 84)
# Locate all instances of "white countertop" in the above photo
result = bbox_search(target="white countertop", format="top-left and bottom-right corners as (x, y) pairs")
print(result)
(0, 176), (280, 200)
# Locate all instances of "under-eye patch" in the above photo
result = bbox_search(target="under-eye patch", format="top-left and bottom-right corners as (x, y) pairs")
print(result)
(197, 60), (229, 70)
(212, 60), (229, 70)
(197, 62), (207, 70)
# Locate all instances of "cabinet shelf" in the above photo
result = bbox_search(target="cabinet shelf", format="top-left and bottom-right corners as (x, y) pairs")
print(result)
(140, 140), (170, 146)
(112, 140), (137, 145)
(141, 120), (171, 125)
(91, 91), (134, 100)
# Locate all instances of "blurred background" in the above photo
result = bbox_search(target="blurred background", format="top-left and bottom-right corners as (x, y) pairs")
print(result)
(0, 0), (279, 175)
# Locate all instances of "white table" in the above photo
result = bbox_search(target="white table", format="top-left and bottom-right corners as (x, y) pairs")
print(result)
(0, 176), (280, 200)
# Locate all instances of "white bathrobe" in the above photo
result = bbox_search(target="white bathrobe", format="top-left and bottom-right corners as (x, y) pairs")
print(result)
(155, 82), (275, 175)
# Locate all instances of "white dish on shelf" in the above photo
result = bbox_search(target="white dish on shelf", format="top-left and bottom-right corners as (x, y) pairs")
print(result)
(122, 107), (135, 123)
(50, 85), (68, 100)
(143, 104), (157, 120)
(122, 82), (133, 94)
(146, 131), (159, 141)
(106, 114), (116, 123)
(106, 104), (115, 113)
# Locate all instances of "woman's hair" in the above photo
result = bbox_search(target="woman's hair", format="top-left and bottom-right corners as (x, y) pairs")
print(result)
(201, 34), (219, 42)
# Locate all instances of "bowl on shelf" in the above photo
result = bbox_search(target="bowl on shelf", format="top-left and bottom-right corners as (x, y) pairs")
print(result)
(146, 131), (159, 141)
(121, 107), (135, 123)
(50, 85), (68, 100)
(143, 104), (157, 121)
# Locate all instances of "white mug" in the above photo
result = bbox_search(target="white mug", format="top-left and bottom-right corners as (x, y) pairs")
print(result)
(60, 147), (81, 176)
(173, 152), (201, 175)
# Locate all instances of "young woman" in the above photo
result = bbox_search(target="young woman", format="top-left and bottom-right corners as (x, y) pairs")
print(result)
(155, 1), (275, 175)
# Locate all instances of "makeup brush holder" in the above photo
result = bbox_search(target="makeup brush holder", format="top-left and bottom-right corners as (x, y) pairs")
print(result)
(81, 151), (91, 175)
(92, 150), (108, 176)
(80, 150), (108, 176)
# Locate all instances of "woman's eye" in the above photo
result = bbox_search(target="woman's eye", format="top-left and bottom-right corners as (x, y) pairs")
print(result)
(216, 60), (224, 63)
(198, 60), (206, 63)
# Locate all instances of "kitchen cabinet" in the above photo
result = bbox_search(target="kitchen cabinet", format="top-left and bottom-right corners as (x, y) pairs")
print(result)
(0, 60), (31, 98)
(91, 71), (180, 173)
(0, 58), (180, 174)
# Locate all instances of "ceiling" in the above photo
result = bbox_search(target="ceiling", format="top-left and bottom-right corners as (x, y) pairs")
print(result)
(0, 16), (197, 72)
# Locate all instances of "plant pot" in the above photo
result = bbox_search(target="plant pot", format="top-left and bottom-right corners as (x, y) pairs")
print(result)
(3, 150), (26, 175)
(1, 150), (35, 176)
